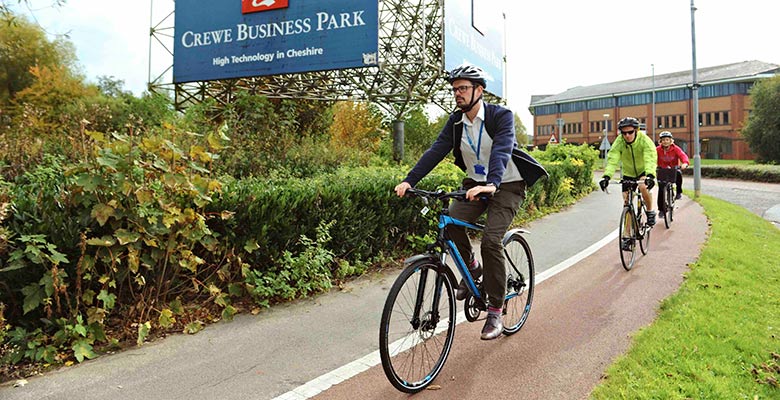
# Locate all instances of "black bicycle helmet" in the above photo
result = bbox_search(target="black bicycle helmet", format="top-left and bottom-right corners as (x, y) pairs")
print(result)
(448, 64), (487, 89)
(617, 117), (640, 130)
(659, 131), (673, 139)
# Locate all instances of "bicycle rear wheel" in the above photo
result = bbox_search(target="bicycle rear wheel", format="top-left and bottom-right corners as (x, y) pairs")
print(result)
(501, 233), (534, 335)
(379, 260), (456, 393)
(664, 183), (674, 229)
(619, 206), (637, 271)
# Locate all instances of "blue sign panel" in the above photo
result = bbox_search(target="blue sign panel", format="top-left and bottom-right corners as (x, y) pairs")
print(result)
(174, 0), (379, 83)
(444, 0), (505, 98)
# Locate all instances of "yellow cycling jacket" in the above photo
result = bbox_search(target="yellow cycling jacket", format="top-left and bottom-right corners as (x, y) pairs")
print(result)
(603, 131), (658, 178)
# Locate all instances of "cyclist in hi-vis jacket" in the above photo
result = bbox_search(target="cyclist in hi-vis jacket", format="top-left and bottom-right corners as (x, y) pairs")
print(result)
(599, 117), (659, 232)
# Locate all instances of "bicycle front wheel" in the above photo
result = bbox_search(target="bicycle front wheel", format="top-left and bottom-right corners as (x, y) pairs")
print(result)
(619, 206), (637, 271)
(379, 260), (456, 393)
(502, 233), (534, 335)
(638, 209), (651, 255)
(664, 184), (674, 229)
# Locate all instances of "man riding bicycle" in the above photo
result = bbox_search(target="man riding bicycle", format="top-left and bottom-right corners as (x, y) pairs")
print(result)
(599, 117), (658, 248)
(656, 131), (689, 219)
(394, 64), (545, 340)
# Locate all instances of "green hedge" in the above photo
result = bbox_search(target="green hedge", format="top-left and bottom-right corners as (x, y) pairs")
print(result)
(682, 164), (780, 183)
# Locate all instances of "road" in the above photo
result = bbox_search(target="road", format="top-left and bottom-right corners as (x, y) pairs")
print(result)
(312, 198), (709, 400)
(682, 177), (780, 226)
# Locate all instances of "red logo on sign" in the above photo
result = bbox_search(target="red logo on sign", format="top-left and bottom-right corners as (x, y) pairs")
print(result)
(242, 0), (289, 14)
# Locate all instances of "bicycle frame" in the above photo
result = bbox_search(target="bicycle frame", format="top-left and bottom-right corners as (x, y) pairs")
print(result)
(439, 214), (485, 305)
(621, 179), (647, 218)
(405, 189), (526, 323)
(408, 205), (487, 325)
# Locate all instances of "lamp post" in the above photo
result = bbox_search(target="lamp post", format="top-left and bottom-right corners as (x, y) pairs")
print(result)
(690, 0), (701, 197)
(651, 64), (656, 143)
(602, 113), (610, 168)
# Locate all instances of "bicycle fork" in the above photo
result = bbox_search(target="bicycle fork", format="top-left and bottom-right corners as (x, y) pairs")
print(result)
(410, 267), (444, 332)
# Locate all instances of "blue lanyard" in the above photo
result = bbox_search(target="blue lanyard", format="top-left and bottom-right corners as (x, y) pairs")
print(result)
(464, 121), (485, 161)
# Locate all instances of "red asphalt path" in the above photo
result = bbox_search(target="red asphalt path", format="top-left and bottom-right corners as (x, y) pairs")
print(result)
(312, 197), (709, 400)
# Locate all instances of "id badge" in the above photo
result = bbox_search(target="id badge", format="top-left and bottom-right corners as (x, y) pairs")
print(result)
(474, 164), (486, 176)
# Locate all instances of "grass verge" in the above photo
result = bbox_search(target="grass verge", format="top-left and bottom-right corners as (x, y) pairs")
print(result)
(590, 193), (780, 399)
(700, 159), (756, 166)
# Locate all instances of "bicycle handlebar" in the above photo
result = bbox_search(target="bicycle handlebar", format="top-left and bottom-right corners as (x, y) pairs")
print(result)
(601, 177), (651, 195)
(405, 187), (492, 203)
(405, 188), (468, 202)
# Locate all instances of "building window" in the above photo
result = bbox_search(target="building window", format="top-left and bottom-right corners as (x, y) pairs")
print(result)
(618, 93), (651, 106)
(560, 101), (585, 113)
(586, 97), (615, 110)
(534, 105), (558, 115)
(680, 115), (686, 128)
(723, 111), (730, 125)
(656, 88), (689, 103)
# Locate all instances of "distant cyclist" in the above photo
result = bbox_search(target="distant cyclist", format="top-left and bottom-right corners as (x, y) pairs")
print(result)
(656, 131), (689, 219)
(599, 117), (659, 234)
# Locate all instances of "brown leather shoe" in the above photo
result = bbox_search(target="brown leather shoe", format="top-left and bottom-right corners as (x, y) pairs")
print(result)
(480, 313), (503, 340)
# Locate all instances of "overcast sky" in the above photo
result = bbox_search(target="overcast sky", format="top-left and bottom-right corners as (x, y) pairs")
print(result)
(14, 0), (780, 131)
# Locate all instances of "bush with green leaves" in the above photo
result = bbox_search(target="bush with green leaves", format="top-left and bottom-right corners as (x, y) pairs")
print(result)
(0, 124), (230, 366)
(523, 143), (599, 214)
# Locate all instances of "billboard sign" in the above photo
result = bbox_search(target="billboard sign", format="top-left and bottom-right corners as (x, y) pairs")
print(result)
(174, 0), (379, 83)
(444, 0), (505, 98)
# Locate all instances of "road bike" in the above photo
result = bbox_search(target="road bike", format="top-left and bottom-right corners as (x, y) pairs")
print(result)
(379, 188), (534, 393)
(602, 178), (652, 270)
(656, 166), (681, 229)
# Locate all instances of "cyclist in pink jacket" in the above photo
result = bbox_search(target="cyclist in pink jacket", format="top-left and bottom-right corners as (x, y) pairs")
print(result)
(656, 131), (689, 219)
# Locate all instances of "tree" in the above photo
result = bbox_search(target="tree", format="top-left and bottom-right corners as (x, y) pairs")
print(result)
(401, 106), (438, 160)
(1, 1), (65, 20)
(0, 11), (77, 105)
(514, 113), (529, 147)
(742, 75), (780, 163)
(329, 101), (383, 151)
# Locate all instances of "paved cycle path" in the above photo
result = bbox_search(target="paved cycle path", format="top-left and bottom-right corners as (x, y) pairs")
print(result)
(312, 197), (709, 400)
(0, 185), (704, 400)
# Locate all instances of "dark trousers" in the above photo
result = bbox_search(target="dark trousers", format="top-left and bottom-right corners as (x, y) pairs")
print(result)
(447, 179), (526, 308)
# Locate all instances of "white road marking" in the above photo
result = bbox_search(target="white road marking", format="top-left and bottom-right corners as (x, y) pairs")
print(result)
(270, 229), (619, 400)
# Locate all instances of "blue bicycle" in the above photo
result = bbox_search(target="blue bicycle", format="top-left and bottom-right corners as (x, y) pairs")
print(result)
(379, 188), (535, 393)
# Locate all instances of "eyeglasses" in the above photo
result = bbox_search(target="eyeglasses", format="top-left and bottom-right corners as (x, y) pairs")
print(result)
(621, 130), (636, 135)
(452, 85), (475, 94)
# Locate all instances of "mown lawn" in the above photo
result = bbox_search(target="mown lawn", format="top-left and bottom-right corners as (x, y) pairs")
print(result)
(700, 159), (755, 166)
(590, 193), (780, 399)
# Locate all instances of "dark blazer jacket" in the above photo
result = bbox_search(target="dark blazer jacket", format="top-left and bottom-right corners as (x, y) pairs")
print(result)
(404, 102), (548, 188)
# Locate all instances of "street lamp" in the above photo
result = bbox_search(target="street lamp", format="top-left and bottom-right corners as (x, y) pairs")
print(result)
(691, 0), (701, 197)
(651, 64), (656, 143)
(602, 113), (610, 167)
